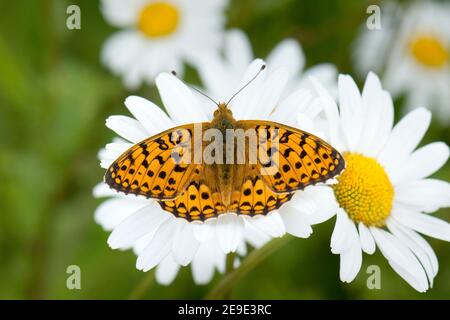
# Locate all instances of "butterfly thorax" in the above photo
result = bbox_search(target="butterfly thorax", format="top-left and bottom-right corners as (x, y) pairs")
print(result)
(205, 103), (241, 207)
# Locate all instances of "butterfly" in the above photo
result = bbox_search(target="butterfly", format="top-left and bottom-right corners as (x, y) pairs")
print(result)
(104, 102), (345, 222)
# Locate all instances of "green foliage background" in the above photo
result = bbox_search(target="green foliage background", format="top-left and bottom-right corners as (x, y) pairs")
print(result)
(0, 0), (448, 299)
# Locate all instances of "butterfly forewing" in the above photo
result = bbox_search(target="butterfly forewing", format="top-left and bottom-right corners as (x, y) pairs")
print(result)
(104, 123), (206, 199)
(238, 120), (345, 193)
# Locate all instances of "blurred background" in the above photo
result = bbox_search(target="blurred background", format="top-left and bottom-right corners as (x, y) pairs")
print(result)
(0, 0), (449, 299)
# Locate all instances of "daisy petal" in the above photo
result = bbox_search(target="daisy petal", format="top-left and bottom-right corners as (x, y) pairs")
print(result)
(358, 222), (375, 254)
(378, 108), (431, 171)
(370, 227), (429, 292)
(136, 219), (178, 272)
(156, 73), (208, 124)
(392, 142), (449, 185)
(172, 221), (200, 266)
(192, 244), (216, 285)
(393, 207), (450, 242)
(388, 219), (437, 287)
(155, 255), (180, 286)
(216, 214), (244, 253)
(310, 77), (342, 149)
(396, 179), (450, 212)
(279, 205), (313, 238)
(266, 39), (305, 76)
(241, 67), (290, 119)
(225, 29), (253, 72)
(192, 219), (216, 243)
(105, 115), (148, 143)
(337, 74), (363, 151)
(339, 222), (362, 282)
(107, 202), (170, 249)
(331, 209), (352, 254)
(246, 212), (286, 238)
(271, 89), (313, 126)
(124, 96), (175, 135)
(94, 197), (149, 231)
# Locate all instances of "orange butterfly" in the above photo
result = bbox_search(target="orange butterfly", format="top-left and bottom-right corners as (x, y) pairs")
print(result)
(105, 101), (345, 221)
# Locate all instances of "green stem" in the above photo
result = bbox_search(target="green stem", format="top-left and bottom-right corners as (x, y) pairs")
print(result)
(128, 270), (155, 300)
(205, 236), (293, 300)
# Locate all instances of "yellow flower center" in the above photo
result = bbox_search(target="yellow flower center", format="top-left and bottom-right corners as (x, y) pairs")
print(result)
(333, 153), (394, 227)
(138, 2), (180, 38)
(409, 35), (449, 68)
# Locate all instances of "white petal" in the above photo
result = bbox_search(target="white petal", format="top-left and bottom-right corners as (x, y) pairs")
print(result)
(266, 39), (305, 76)
(358, 222), (375, 254)
(225, 29), (253, 72)
(270, 89), (313, 126)
(155, 255), (180, 286)
(94, 197), (149, 231)
(105, 115), (148, 143)
(93, 182), (122, 198)
(246, 211), (286, 238)
(337, 74), (363, 151)
(172, 221), (200, 266)
(370, 227), (429, 292)
(359, 72), (385, 156)
(216, 214), (244, 253)
(310, 77), (343, 149)
(288, 186), (337, 225)
(391, 142), (449, 185)
(100, 0), (142, 27)
(229, 59), (266, 118)
(339, 222), (362, 282)
(243, 220), (271, 248)
(395, 179), (450, 213)
(136, 218), (178, 272)
(378, 108), (431, 171)
(107, 202), (169, 249)
(330, 208), (352, 254)
(156, 73), (208, 124)
(393, 207), (450, 242)
(279, 205), (313, 238)
(192, 219), (216, 243)
(124, 96), (175, 135)
(241, 67), (289, 119)
(387, 219), (437, 287)
(191, 243), (218, 285)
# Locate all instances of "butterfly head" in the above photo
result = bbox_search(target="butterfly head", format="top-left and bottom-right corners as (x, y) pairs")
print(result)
(212, 103), (236, 130)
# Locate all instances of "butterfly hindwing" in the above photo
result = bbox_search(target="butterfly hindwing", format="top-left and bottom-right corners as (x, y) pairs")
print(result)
(229, 166), (293, 215)
(104, 123), (205, 199)
(238, 120), (345, 193)
(158, 166), (227, 221)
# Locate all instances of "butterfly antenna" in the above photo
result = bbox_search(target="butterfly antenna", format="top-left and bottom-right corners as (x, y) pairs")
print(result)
(225, 64), (266, 107)
(171, 71), (219, 106)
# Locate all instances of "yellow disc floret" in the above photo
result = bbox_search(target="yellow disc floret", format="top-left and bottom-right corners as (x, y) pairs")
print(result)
(333, 153), (394, 227)
(138, 2), (180, 38)
(409, 35), (449, 68)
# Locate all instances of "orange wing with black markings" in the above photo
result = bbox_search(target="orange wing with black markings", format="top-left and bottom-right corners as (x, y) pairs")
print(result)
(104, 123), (205, 199)
(238, 120), (345, 193)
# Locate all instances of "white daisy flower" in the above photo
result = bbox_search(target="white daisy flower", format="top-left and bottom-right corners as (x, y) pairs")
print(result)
(100, 0), (228, 89)
(94, 59), (339, 285)
(311, 71), (450, 292)
(354, 1), (450, 124)
(195, 29), (337, 102)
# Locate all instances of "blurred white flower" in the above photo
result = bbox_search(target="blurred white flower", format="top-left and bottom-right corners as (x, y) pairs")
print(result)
(195, 29), (337, 103)
(100, 0), (228, 89)
(354, 1), (450, 124)
(311, 72), (450, 292)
